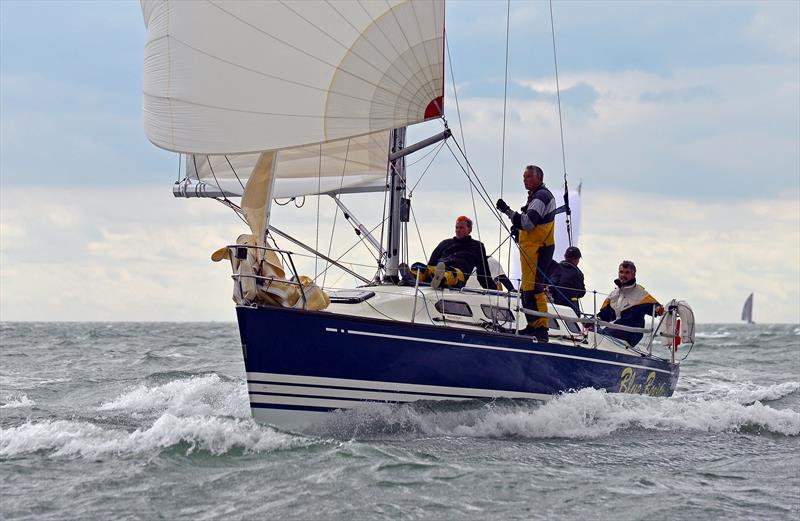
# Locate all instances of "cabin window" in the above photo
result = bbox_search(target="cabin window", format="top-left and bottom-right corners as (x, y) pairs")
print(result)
(548, 317), (560, 330)
(328, 289), (375, 303)
(435, 300), (473, 317)
(481, 304), (515, 323)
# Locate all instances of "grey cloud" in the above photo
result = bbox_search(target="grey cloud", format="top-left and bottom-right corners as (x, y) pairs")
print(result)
(640, 86), (719, 104)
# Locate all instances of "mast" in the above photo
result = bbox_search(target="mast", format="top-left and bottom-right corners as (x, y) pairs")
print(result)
(385, 127), (407, 281)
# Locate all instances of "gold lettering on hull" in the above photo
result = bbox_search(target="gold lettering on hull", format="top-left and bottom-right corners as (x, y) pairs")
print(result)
(618, 367), (668, 397)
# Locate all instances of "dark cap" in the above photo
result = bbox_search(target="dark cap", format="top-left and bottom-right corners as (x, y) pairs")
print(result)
(564, 246), (582, 259)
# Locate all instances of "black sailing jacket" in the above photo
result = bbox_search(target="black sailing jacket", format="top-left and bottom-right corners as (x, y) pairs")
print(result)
(428, 235), (493, 289)
(550, 261), (586, 310)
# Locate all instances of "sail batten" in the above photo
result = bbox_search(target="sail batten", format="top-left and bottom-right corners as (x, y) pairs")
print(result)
(141, 0), (445, 155)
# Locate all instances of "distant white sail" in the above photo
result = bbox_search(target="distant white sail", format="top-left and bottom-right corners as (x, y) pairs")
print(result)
(509, 189), (581, 285)
(141, 0), (445, 155)
(180, 131), (391, 199)
(741, 293), (754, 323)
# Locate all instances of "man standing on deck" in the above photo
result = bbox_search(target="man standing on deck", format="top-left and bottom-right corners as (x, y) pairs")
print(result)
(496, 165), (556, 342)
(595, 260), (664, 347)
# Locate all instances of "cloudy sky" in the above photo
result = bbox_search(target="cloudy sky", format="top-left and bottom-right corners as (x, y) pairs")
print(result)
(1, 0), (798, 323)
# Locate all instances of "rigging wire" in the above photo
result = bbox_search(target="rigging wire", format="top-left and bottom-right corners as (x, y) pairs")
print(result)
(315, 216), (387, 283)
(315, 143), (322, 278)
(444, 35), (481, 244)
(322, 138), (352, 288)
(406, 138), (445, 168)
(548, 0), (573, 246)
(499, 0), (511, 257)
(409, 203), (427, 262)
(408, 140), (446, 195)
(445, 138), (575, 329)
(224, 155), (246, 191)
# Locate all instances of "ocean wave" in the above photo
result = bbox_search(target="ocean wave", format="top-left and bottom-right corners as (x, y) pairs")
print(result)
(0, 394), (35, 409)
(315, 388), (800, 439)
(702, 381), (799, 404)
(0, 414), (317, 458)
(695, 331), (732, 339)
(98, 374), (249, 418)
(679, 377), (799, 404)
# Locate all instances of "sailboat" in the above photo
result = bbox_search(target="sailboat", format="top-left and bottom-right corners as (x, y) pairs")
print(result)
(139, 0), (696, 430)
(741, 293), (755, 324)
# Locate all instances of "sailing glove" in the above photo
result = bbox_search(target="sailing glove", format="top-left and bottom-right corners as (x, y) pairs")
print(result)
(496, 199), (510, 213)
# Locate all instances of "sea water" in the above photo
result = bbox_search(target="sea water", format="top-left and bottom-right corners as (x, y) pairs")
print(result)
(1, 322), (798, 520)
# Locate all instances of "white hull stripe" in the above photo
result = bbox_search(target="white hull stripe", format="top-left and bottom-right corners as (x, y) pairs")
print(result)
(346, 329), (673, 375)
(247, 372), (550, 400)
(248, 383), (533, 402)
(250, 393), (366, 410)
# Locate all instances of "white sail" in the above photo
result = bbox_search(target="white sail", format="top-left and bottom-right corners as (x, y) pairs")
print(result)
(180, 130), (391, 199)
(741, 293), (754, 323)
(509, 189), (582, 285)
(141, 0), (445, 155)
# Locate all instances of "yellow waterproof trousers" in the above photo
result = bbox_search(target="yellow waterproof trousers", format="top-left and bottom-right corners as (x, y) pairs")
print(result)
(413, 265), (466, 288)
(519, 223), (555, 329)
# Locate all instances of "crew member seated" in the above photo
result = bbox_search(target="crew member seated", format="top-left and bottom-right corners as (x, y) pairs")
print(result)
(549, 246), (585, 312)
(593, 260), (664, 347)
(411, 216), (493, 290)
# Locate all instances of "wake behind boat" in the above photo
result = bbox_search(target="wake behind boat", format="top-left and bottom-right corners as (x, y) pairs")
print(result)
(139, 0), (696, 431)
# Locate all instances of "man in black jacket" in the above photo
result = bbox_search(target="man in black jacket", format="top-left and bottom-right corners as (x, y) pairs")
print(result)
(549, 246), (586, 313)
(411, 216), (493, 290)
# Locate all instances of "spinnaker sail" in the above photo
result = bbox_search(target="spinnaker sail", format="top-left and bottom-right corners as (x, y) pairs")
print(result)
(142, 0), (445, 155)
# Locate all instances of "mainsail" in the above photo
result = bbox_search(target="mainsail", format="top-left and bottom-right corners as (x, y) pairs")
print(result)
(178, 131), (391, 199)
(741, 293), (754, 324)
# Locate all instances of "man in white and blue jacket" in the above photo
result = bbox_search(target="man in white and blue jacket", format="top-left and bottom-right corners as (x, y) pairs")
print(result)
(597, 260), (664, 347)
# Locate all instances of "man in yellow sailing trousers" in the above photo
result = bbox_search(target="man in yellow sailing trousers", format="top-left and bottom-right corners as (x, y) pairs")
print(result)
(497, 165), (556, 342)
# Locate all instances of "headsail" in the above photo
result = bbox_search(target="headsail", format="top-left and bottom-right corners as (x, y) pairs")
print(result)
(141, 0), (445, 155)
(741, 293), (754, 324)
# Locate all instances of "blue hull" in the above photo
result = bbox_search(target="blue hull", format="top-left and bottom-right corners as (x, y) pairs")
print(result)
(236, 306), (679, 428)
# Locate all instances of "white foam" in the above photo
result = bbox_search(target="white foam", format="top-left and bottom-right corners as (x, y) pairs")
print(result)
(320, 388), (800, 439)
(0, 414), (317, 458)
(695, 331), (732, 339)
(702, 381), (799, 404)
(0, 393), (35, 409)
(98, 374), (249, 418)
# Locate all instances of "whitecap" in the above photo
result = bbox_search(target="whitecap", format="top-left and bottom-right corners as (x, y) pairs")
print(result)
(695, 331), (732, 339)
(0, 414), (319, 458)
(0, 394), (35, 409)
(98, 374), (249, 418)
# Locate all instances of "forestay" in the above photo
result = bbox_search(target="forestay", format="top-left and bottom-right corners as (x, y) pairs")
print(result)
(141, 0), (446, 155)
